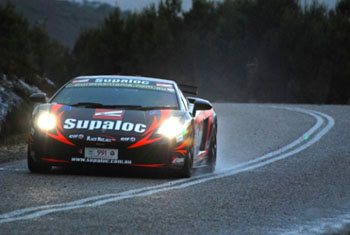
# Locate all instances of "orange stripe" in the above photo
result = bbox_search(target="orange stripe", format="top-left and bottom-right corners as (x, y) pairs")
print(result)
(57, 111), (64, 132)
(41, 158), (70, 163)
(128, 110), (170, 149)
(44, 128), (75, 146)
(51, 104), (63, 115)
(131, 164), (166, 168)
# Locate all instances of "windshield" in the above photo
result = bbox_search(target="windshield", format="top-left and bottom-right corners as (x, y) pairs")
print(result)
(51, 87), (179, 109)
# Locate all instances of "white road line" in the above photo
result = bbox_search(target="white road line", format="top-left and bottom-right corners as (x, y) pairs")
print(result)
(280, 212), (350, 235)
(0, 106), (335, 224)
(232, 106), (324, 169)
(0, 168), (26, 172)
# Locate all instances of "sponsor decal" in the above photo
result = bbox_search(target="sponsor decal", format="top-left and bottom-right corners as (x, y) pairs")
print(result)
(93, 109), (124, 120)
(66, 79), (175, 93)
(120, 137), (136, 142)
(72, 79), (90, 83)
(149, 110), (161, 115)
(63, 119), (147, 133)
(172, 157), (185, 164)
(155, 83), (175, 92)
(71, 157), (132, 164)
(69, 134), (85, 139)
(87, 135), (116, 143)
(95, 78), (150, 85)
(156, 83), (173, 88)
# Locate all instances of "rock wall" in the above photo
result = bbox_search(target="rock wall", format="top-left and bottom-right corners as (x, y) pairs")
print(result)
(0, 74), (55, 136)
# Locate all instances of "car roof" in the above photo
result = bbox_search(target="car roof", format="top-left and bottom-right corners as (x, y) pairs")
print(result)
(72, 75), (177, 85)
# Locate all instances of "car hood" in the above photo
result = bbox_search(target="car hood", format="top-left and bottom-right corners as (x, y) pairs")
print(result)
(34, 104), (186, 145)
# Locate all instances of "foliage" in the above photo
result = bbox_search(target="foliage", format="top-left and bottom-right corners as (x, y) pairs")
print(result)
(1, 0), (350, 104)
(71, 0), (350, 104)
(0, 4), (31, 76)
(0, 3), (69, 88)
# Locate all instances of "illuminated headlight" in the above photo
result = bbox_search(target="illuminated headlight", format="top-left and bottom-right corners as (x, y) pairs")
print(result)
(36, 112), (56, 131)
(157, 117), (189, 138)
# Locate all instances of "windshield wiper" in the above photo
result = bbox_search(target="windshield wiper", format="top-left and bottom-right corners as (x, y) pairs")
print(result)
(138, 106), (178, 110)
(70, 102), (104, 107)
(102, 105), (143, 109)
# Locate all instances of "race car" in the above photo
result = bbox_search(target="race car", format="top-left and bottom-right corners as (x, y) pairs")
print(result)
(28, 75), (217, 177)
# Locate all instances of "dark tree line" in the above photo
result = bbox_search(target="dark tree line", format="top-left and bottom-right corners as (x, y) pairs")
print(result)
(72, 0), (350, 104)
(1, 0), (350, 104)
(0, 3), (70, 91)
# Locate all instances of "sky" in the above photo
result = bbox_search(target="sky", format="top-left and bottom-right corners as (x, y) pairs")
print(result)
(83, 0), (338, 11)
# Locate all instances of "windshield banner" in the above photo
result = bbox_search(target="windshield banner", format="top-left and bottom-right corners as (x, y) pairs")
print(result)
(67, 78), (175, 93)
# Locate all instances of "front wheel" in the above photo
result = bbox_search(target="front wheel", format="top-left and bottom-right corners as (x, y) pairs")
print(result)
(207, 135), (217, 173)
(27, 146), (51, 173)
(178, 149), (193, 178)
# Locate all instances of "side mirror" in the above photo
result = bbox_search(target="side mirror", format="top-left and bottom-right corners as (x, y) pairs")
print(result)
(29, 93), (48, 103)
(192, 98), (212, 116)
(186, 97), (196, 104)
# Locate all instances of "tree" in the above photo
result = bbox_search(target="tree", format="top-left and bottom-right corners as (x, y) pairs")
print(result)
(0, 3), (31, 76)
(71, 0), (350, 103)
(327, 0), (350, 103)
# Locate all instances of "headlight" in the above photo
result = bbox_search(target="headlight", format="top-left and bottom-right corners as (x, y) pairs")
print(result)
(36, 112), (57, 131)
(157, 117), (189, 138)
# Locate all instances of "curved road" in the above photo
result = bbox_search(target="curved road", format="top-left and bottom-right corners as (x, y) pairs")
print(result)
(0, 104), (349, 234)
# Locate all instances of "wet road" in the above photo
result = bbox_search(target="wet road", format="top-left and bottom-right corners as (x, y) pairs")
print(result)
(1, 103), (349, 234)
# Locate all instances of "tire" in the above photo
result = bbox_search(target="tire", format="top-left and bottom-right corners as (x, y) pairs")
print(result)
(178, 149), (193, 178)
(207, 134), (217, 173)
(27, 146), (51, 173)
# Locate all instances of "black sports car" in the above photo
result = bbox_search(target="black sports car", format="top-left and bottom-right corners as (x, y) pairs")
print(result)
(28, 76), (217, 177)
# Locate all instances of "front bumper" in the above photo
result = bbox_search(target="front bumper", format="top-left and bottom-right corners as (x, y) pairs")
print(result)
(29, 131), (190, 169)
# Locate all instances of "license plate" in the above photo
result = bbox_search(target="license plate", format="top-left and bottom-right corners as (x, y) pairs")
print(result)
(84, 147), (118, 159)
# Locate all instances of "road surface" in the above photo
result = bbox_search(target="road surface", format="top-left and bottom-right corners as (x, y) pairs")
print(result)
(0, 103), (349, 234)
